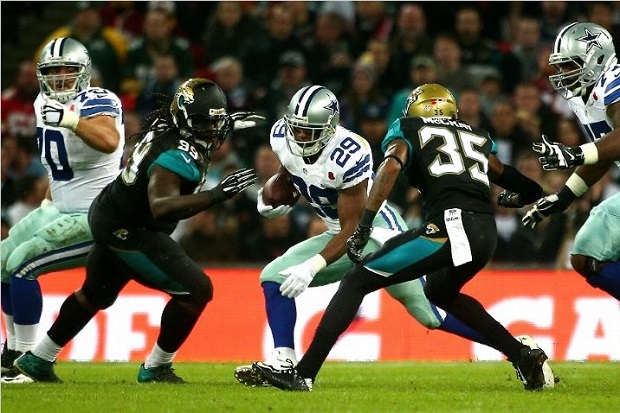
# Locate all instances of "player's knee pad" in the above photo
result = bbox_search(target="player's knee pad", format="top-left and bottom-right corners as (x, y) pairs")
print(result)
(259, 259), (288, 285)
(35, 214), (90, 243)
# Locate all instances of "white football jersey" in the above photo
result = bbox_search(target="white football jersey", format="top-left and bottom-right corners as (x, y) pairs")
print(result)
(567, 57), (620, 142)
(35, 87), (125, 213)
(270, 118), (401, 234)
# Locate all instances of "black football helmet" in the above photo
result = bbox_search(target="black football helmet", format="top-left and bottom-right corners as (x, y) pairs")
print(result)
(170, 78), (231, 153)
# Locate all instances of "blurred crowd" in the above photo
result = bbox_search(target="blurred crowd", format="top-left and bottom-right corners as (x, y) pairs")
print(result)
(2, 1), (620, 267)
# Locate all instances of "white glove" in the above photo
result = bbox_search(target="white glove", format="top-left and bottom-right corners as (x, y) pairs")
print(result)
(279, 254), (327, 298)
(257, 187), (293, 218)
(42, 100), (79, 130)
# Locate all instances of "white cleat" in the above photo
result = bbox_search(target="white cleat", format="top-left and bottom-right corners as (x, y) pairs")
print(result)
(516, 335), (558, 388)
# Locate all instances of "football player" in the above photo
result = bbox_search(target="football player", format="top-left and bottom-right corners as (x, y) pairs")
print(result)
(11, 79), (258, 383)
(252, 83), (551, 391)
(234, 85), (553, 388)
(522, 22), (620, 300)
(1, 38), (125, 383)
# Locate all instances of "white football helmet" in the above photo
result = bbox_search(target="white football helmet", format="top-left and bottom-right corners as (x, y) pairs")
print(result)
(549, 22), (616, 99)
(37, 37), (92, 103)
(284, 85), (340, 157)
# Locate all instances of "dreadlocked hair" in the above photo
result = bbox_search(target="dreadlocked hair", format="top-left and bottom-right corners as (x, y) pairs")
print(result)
(129, 93), (175, 143)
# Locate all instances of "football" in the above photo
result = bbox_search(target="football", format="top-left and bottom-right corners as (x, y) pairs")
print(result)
(262, 172), (301, 207)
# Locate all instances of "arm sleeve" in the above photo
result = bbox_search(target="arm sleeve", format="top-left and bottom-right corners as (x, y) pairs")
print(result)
(493, 164), (543, 204)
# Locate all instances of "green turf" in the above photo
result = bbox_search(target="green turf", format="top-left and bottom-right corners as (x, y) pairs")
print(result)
(2, 361), (618, 413)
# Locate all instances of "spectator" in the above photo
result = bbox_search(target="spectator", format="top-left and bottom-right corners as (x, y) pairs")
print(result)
(339, 62), (388, 132)
(6, 175), (48, 226)
(454, 4), (522, 93)
(37, 2), (128, 92)
(360, 39), (401, 98)
(350, 1), (394, 58)
(1, 60), (38, 141)
(1, 215), (10, 241)
(537, 1), (581, 46)
(478, 69), (507, 119)
(389, 3), (434, 90)
(281, 1), (317, 45)
(134, 54), (183, 121)
(513, 81), (559, 143)
(386, 55), (438, 125)
(242, 214), (306, 262)
(511, 17), (546, 83)
(121, 6), (194, 102)
(99, 1), (146, 44)
(259, 50), (312, 127)
(456, 87), (493, 131)
(587, 2), (620, 52)
(303, 11), (353, 95)
(488, 99), (532, 165)
(432, 32), (476, 95)
(556, 117), (587, 147)
(201, 2), (259, 69)
(240, 5), (300, 91)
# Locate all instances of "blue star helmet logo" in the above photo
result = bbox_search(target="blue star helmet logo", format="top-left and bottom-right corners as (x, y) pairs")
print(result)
(577, 28), (603, 53)
(324, 98), (340, 116)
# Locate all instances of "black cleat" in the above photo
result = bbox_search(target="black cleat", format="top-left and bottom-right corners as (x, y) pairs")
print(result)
(1, 342), (22, 374)
(513, 347), (548, 391)
(251, 362), (313, 391)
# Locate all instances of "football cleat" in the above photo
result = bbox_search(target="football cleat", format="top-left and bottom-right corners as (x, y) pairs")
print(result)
(1, 367), (34, 384)
(516, 335), (559, 388)
(512, 345), (548, 391)
(13, 351), (61, 383)
(1, 342), (22, 374)
(251, 362), (313, 391)
(234, 365), (271, 387)
(234, 347), (297, 387)
(137, 363), (185, 383)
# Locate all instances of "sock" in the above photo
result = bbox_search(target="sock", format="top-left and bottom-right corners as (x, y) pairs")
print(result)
(144, 343), (176, 369)
(262, 282), (296, 349)
(14, 324), (38, 353)
(438, 313), (490, 346)
(3, 314), (16, 350)
(10, 276), (42, 325)
(32, 334), (63, 362)
(587, 261), (620, 300)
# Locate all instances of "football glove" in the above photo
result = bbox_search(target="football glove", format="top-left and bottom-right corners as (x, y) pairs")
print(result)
(42, 100), (79, 130)
(497, 190), (525, 208)
(231, 112), (266, 130)
(257, 187), (293, 218)
(522, 193), (571, 228)
(347, 224), (373, 263)
(532, 135), (584, 170)
(215, 168), (257, 199)
(279, 255), (326, 298)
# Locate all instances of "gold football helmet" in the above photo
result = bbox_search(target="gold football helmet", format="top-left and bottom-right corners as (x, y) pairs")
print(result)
(403, 83), (458, 119)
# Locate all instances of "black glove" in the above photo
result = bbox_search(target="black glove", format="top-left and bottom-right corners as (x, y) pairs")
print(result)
(497, 190), (525, 208)
(346, 224), (372, 263)
(532, 135), (584, 170)
(214, 168), (257, 200)
(230, 112), (266, 130)
(522, 192), (572, 228)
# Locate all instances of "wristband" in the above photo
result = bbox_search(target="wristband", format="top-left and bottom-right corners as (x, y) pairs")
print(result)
(579, 142), (599, 165)
(360, 208), (376, 227)
(62, 110), (80, 130)
(305, 254), (327, 275)
(565, 173), (589, 197)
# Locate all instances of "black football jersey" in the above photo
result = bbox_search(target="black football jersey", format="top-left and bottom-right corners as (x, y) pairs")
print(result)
(92, 120), (210, 234)
(382, 116), (497, 219)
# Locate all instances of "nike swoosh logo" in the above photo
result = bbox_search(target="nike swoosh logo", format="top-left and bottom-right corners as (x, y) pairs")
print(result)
(181, 154), (192, 164)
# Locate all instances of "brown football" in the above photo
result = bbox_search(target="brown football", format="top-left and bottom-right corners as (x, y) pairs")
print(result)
(262, 172), (301, 206)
